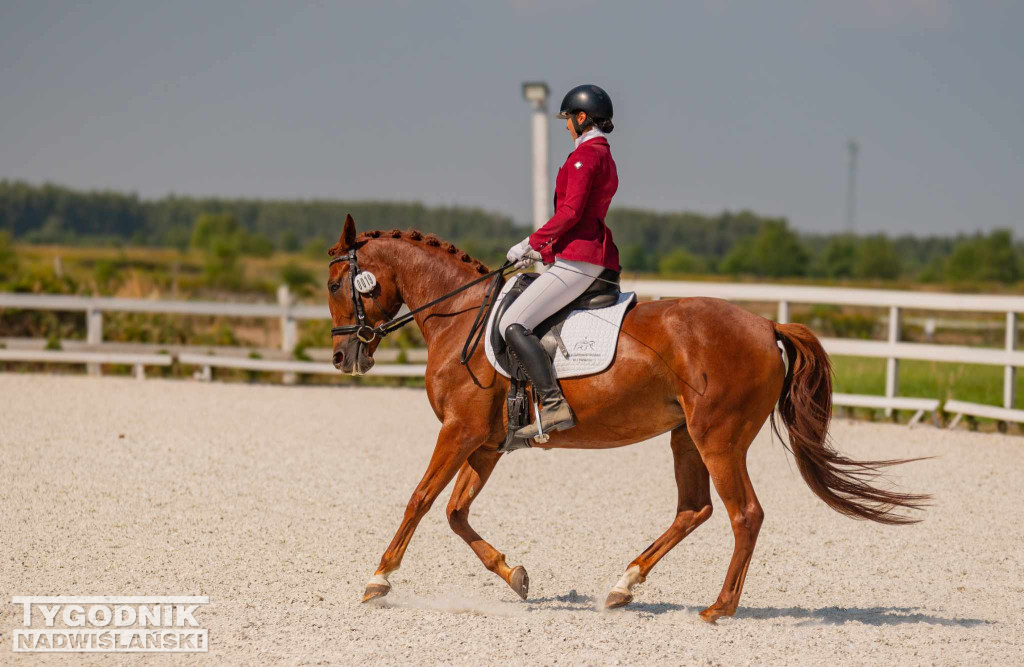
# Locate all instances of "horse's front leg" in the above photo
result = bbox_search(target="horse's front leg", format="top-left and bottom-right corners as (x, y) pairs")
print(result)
(446, 448), (529, 600)
(361, 421), (481, 602)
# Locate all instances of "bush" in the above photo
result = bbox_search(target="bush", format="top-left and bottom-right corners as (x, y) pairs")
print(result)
(241, 233), (274, 258)
(92, 260), (120, 292)
(814, 235), (857, 279)
(721, 220), (809, 277)
(657, 248), (705, 275)
(203, 236), (241, 289)
(303, 238), (328, 259)
(854, 235), (901, 280)
(0, 230), (17, 282)
(945, 230), (1018, 284)
(795, 305), (877, 339)
(621, 244), (652, 272)
(281, 261), (316, 295)
(191, 213), (241, 251)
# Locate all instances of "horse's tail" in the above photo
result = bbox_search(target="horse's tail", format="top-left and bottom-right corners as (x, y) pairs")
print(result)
(771, 322), (929, 525)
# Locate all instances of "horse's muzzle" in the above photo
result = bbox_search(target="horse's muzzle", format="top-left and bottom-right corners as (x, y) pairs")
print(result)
(333, 347), (375, 376)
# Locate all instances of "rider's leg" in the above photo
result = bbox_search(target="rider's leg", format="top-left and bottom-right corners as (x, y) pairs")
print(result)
(504, 323), (575, 437)
(498, 259), (605, 336)
(498, 259), (605, 438)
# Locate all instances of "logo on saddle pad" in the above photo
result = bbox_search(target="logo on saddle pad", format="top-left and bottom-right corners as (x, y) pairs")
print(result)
(573, 337), (596, 352)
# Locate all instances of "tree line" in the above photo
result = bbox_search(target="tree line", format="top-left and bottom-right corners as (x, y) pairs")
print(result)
(1, 180), (1019, 284)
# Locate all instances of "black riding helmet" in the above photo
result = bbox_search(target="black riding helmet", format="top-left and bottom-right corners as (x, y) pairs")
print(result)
(557, 84), (614, 135)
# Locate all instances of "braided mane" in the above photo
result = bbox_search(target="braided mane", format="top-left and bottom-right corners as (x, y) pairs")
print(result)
(355, 228), (491, 275)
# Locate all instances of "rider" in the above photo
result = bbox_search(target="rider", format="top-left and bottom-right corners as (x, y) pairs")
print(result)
(502, 84), (621, 440)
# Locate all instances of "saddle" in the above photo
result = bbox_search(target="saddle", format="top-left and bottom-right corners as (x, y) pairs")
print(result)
(487, 268), (628, 453)
(489, 267), (622, 378)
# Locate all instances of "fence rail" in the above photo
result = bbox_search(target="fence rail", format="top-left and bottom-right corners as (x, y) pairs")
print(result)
(3, 282), (1023, 428)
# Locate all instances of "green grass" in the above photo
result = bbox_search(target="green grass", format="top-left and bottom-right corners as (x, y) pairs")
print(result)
(832, 356), (1024, 410)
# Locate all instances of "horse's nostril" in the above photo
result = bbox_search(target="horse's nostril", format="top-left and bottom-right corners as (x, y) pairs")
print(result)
(333, 351), (344, 366)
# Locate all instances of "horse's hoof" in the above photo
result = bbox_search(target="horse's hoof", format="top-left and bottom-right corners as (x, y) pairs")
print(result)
(508, 565), (529, 600)
(361, 583), (391, 603)
(604, 590), (633, 609)
(698, 605), (732, 624)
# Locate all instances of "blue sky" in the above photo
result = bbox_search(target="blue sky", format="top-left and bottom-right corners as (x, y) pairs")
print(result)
(1, 1), (1021, 235)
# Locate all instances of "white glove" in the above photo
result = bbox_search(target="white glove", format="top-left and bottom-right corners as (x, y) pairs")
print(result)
(506, 237), (541, 267)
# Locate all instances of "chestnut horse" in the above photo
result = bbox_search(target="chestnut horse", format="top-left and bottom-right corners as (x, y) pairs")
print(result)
(327, 215), (926, 622)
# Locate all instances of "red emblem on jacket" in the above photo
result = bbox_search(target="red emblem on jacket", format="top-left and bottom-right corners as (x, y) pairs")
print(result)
(528, 136), (620, 271)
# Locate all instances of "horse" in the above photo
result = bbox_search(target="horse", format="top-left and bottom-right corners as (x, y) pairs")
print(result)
(326, 215), (927, 623)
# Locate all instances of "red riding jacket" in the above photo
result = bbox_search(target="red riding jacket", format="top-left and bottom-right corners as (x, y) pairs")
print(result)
(528, 136), (620, 271)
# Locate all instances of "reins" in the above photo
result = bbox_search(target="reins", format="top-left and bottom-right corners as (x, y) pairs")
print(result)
(458, 264), (511, 385)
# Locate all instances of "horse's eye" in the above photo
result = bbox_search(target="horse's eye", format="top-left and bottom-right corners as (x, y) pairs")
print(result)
(329, 282), (341, 294)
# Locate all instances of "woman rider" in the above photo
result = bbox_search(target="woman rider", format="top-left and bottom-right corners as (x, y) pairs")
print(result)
(502, 84), (620, 440)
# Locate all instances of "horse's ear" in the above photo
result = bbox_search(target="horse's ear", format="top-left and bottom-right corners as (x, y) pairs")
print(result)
(328, 214), (357, 257)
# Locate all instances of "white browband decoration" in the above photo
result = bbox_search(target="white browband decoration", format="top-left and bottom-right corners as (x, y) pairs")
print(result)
(354, 271), (378, 294)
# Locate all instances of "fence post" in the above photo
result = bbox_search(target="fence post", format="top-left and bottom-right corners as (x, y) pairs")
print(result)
(1004, 311), (1017, 409)
(777, 300), (789, 324)
(884, 305), (901, 417)
(86, 307), (103, 376)
(278, 285), (298, 385)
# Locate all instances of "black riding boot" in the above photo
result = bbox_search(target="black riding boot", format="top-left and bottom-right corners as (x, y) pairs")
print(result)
(504, 323), (576, 440)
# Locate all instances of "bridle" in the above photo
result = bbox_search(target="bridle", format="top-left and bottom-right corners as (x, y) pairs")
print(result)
(329, 247), (513, 366)
(329, 249), (388, 344)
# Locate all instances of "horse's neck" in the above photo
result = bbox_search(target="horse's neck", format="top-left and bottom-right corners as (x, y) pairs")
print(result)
(391, 249), (489, 348)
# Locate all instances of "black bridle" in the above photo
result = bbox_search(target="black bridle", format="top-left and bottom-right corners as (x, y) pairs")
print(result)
(329, 249), (387, 344)
(329, 247), (513, 361)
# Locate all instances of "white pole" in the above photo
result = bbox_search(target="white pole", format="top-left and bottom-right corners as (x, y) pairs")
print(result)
(531, 104), (549, 232)
(777, 300), (789, 324)
(1004, 311), (1017, 409)
(86, 307), (103, 376)
(278, 284), (297, 385)
(885, 306), (901, 418)
(522, 82), (550, 233)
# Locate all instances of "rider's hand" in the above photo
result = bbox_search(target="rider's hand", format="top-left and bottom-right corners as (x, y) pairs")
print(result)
(506, 237), (532, 264)
(514, 249), (542, 269)
(507, 238), (543, 269)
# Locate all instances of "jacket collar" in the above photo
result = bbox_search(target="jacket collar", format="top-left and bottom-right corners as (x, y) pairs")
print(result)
(572, 137), (609, 154)
(574, 127), (607, 149)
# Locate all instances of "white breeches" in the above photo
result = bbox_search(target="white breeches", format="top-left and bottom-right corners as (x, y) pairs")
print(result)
(498, 258), (606, 337)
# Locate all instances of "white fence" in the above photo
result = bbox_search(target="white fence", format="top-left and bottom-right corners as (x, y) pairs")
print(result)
(2, 281), (1023, 428)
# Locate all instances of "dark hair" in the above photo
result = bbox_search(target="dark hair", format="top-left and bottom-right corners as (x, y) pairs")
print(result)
(595, 117), (614, 133)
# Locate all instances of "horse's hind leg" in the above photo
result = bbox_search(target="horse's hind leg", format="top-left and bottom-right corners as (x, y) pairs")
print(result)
(695, 418), (765, 623)
(446, 448), (529, 600)
(605, 426), (712, 608)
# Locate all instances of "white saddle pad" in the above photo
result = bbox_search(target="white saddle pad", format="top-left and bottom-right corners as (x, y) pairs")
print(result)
(485, 275), (637, 379)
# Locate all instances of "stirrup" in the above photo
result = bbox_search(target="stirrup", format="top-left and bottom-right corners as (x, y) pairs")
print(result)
(531, 400), (550, 444)
(514, 398), (575, 442)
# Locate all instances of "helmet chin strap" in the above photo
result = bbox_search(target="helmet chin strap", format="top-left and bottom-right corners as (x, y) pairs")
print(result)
(571, 112), (593, 138)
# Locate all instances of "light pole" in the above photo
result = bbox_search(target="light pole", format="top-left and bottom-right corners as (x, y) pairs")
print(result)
(522, 82), (550, 234)
(845, 139), (859, 233)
